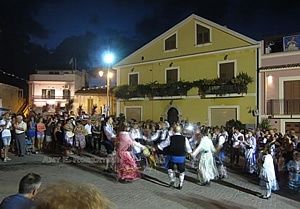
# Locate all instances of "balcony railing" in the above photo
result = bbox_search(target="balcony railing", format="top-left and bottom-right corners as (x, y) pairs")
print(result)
(267, 99), (300, 115)
(32, 96), (73, 100)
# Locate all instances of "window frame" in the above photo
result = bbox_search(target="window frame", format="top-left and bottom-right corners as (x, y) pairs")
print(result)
(165, 67), (180, 83)
(128, 72), (140, 86)
(163, 32), (178, 52)
(217, 60), (237, 83)
(194, 21), (212, 47)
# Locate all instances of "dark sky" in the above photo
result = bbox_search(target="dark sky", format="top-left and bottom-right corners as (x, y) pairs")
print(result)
(1, 0), (300, 92)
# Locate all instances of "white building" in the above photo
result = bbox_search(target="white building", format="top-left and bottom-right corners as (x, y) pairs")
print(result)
(28, 69), (88, 113)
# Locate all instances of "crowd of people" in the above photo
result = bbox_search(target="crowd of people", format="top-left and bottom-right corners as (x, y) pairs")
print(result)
(1, 110), (300, 207)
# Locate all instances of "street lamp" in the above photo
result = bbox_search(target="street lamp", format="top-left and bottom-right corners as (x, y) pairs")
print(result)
(100, 53), (114, 116)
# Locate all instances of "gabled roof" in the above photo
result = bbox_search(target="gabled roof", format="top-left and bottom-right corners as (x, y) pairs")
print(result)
(114, 14), (259, 67)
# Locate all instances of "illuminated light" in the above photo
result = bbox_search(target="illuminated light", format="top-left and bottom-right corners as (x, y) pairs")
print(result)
(267, 75), (273, 84)
(108, 72), (113, 78)
(99, 71), (104, 77)
(103, 53), (114, 64)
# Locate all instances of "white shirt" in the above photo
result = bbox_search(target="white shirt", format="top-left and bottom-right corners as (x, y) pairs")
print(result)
(216, 134), (225, 147)
(0, 119), (12, 137)
(104, 123), (116, 140)
(15, 121), (27, 134)
(130, 128), (146, 141)
(84, 124), (92, 135)
(158, 133), (192, 154)
(232, 132), (244, 148)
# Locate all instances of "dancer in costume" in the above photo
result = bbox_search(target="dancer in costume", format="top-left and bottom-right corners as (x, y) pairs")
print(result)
(160, 125), (192, 190)
(243, 130), (257, 174)
(116, 124), (145, 183)
(286, 151), (300, 193)
(213, 127), (227, 179)
(259, 147), (279, 199)
(191, 127), (219, 186)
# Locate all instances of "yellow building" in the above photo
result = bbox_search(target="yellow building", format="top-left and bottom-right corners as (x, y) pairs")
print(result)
(114, 14), (260, 127)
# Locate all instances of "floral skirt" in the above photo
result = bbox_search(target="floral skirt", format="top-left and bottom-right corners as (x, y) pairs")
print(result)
(117, 151), (141, 181)
(75, 134), (86, 148)
(289, 172), (300, 191)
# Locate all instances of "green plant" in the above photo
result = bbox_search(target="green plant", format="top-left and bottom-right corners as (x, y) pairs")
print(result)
(225, 119), (245, 130)
(258, 119), (271, 131)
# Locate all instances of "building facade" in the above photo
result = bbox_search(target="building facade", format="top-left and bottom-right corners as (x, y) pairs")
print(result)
(28, 69), (88, 114)
(259, 33), (300, 134)
(0, 82), (25, 114)
(114, 14), (260, 127)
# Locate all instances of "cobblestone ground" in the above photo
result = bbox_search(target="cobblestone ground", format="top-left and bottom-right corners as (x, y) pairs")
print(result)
(0, 151), (299, 209)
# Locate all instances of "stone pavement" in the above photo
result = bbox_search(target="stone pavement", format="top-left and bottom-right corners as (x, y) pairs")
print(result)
(0, 152), (299, 209)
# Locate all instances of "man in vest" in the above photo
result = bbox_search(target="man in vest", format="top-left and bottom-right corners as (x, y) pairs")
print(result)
(151, 122), (169, 164)
(214, 127), (227, 179)
(159, 125), (192, 190)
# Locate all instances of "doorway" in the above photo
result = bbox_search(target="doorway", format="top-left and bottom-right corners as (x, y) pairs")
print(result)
(167, 107), (179, 126)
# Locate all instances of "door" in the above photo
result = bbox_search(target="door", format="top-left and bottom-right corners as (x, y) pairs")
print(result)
(284, 80), (300, 114)
(167, 107), (179, 126)
(125, 107), (142, 122)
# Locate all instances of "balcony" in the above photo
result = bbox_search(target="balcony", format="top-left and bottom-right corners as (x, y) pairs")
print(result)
(267, 99), (300, 116)
(32, 96), (74, 100)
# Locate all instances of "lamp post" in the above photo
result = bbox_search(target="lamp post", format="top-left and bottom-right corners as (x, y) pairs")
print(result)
(100, 53), (114, 116)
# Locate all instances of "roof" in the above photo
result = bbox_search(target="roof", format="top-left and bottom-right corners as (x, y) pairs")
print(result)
(259, 63), (300, 71)
(75, 88), (107, 94)
(114, 14), (259, 67)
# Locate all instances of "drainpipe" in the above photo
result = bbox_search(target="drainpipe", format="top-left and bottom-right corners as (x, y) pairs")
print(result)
(256, 46), (260, 127)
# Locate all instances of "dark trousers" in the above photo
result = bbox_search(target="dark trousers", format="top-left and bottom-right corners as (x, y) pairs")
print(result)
(93, 137), (101, 151)
(15, 132), (26, 156)
(86, 134), (93, 150)
(231, 147), (240, 165)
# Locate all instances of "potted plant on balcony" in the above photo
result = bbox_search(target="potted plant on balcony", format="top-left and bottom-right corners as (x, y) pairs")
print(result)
(234, 72), (253, 94)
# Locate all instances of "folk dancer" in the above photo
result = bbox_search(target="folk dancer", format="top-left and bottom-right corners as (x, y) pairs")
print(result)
(231, 128), (244, 167)
(103, 116), (117, 173)
(259, 147), (279, 199)
(286, 151), (300, 193)
(130, 123), (147, 162)
(160, 125), (192, 190)
(191, 127), (219, 186)
(151, 122), (169, 164)
(117, 124), (145, 183)
(213, 127), (227, 179)
(242, 130), (257, 174)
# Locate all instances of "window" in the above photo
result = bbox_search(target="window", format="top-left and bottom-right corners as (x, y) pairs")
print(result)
(166, 68), (178, 83)
(129, 73), (139, 86)
(219, 62), (235, 83)
(164, 33), (177, 51)
(42, 89), (55, 99)
(196, 24), (210, 45)
(63, 89), (71, 99)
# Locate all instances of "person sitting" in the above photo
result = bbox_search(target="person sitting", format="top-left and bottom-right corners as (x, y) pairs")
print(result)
(0, 173), (42, 209)
(34, 181), (116, 209)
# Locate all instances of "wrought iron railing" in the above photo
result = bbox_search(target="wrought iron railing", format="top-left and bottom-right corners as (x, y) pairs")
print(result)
(267, 99), (300, 115)
(32, 96), (74, 100)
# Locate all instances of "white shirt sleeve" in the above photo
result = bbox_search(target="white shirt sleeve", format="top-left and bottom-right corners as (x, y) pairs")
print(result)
(185, 138), (192, 154)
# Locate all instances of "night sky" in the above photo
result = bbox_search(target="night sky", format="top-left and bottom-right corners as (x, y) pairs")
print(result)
(1, 0), (300, 93)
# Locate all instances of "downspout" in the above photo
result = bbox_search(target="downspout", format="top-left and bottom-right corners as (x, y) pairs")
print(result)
(256, 45), (260, 127)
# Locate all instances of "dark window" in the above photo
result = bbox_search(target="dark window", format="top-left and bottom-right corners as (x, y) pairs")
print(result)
(166, 69), (178, 83)
(196, 24), (210, 45)
(63, 89), (71, 99)
(129, 74), (138, 86)
(165, 34), (177, 51)
(219, 62), (234, 83)
(42, 89), (55, 99)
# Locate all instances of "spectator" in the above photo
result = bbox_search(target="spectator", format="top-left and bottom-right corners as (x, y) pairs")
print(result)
(0, 173), (41, 209)
(0, 113), (12, 162)
(34, 181), (115, 209)
(13, 115), (27, 157)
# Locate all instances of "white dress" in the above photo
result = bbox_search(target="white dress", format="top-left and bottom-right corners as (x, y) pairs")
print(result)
(192, 136), (219, 183)
(259, 154), (279, 191)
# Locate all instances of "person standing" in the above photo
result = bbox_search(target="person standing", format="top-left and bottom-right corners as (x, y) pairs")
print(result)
(74, 120), (87, 156)
(14, 115), (27, 157)
(92, 120), (102, 154)
(191, 127), (219, 186)
(36, 118), (46, 153)
(259, 147), (279, 199)
(231, 128), (244, 167)
(243, 130), (257, 174)
(162, 125), (192, 190)
(286, 151), (300, 193)
(213, 127), (227, 179)
(84, 120), (93, 151)
(0, 113), (12, 162)
(28, 116), (36, 153)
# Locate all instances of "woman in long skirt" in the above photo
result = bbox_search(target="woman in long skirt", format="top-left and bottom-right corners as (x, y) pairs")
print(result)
(259, 147), (279, 199)
(191, 128), (219, 186)
(116, 125), (145, 183)
(286, 151), (300, 193)
(243, 130), (257, 174)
